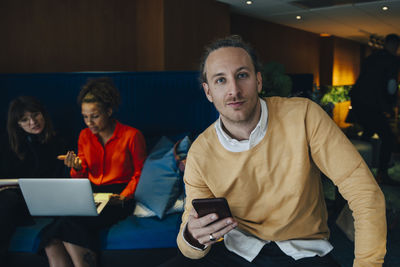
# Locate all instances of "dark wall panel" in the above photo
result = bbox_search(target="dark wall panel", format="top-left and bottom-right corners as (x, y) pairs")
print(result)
(0, 0), (362, 84)
(0, 0), (137, 73)
(332, 37), (361, 85)
(231, 14), (321, 85)
(135, 0), (165, 71)
(320, 37), (334, 86)
(164, 0), (230, 70)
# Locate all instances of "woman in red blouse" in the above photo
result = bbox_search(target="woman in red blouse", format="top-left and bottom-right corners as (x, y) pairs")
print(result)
(42, 78), (147, 267)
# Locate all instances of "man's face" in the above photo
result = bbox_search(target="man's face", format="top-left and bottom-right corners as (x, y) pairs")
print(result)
(202, 47), (262, 126)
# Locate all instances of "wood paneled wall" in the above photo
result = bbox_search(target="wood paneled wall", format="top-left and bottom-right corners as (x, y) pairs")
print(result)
(320, 37), (334, 86)
(332, 37), (361, 86)
(231, 14), (321, 85)
(0, 0), (362, 81)
(0, 0), (138, 73)
(164, 0), (230, 70)
(135, 0), (165, 71)
(0, 0), (229, 73)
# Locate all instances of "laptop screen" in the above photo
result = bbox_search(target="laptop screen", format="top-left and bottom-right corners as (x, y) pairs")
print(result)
(19, 178), (101, 216)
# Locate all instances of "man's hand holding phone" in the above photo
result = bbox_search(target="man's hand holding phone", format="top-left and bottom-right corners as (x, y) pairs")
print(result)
(185, 198), (237, 249)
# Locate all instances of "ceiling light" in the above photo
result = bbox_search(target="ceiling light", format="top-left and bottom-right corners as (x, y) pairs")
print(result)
(382, 6), (388, 11)
(246, 0), (253, 5)
(320, 33), (331, 37)
(296, 15), (302, 20)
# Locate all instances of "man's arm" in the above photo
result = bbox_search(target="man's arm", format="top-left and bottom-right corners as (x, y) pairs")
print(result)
(337, 162), (386, 267)
(176, 150), (237, 259)
(305, 100), (386, 266)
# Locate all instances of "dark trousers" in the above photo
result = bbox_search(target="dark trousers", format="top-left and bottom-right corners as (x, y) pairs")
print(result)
(39, 183), (135, 252)
(0, 188), (33, 263)
(353, 105), (394, 171)
(160, 242), (340, 267)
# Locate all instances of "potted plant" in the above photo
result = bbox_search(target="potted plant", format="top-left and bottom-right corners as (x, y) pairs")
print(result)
(320, 85), (352, 128)
(259, 62), (292, 97)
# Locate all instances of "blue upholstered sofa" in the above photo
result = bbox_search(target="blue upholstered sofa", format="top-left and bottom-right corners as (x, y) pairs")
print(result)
(9, 214), (183, 266)
(0, 71), (218, 267)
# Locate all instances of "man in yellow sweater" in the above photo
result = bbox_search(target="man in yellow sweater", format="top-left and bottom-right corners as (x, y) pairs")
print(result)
(163, 36), (386, 267)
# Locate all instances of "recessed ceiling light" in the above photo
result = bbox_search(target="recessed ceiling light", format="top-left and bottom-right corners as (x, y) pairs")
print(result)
(382, 6), (389, 11)
(246, 0), (253, 5)
(296, 15), (302, 20)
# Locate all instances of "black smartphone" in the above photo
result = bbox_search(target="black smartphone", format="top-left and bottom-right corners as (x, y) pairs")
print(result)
(192, 197), (232, 219)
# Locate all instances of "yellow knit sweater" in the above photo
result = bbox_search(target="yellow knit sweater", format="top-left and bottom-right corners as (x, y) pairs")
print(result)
(177, 97), (386, 266)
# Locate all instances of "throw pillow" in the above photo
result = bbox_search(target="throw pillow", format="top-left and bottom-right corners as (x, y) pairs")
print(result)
(135, 136), (190, 219)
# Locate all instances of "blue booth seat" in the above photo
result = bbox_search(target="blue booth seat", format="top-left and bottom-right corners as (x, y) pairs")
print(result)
(10, 213), (181, 253)
(101, 213), (182, 250)
(9, 218), (53, 253)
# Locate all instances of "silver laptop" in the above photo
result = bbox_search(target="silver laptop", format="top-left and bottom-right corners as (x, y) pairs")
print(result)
(19, 178), (111, 216)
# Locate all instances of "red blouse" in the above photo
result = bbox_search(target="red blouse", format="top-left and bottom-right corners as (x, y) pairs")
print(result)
(70, 121), (147, 198)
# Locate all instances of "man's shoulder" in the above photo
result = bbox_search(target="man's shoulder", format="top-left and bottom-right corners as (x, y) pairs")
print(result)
(265, 96), (314, 112)
(265, 97), (326, 126)
(190, 122), (217, 151)
(367, 49), (398, 65)
(265, 96), (312, 103)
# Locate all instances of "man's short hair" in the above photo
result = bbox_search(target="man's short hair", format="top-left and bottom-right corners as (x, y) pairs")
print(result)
(385, 34), (399, 46)
(199, 35), (262, 84)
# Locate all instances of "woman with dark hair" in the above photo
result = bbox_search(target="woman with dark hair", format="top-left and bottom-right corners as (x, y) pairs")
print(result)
(0, 96), (66, 264)
(42, 78), (147, 267)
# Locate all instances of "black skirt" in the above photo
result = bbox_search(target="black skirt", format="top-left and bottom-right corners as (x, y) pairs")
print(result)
(39, 183), (135, 252)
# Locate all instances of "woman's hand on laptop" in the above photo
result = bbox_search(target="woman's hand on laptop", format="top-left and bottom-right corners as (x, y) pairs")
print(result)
(57, 151), (82, 171)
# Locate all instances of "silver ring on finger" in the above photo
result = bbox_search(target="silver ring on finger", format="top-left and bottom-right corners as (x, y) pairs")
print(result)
(209, 233), (216, 242)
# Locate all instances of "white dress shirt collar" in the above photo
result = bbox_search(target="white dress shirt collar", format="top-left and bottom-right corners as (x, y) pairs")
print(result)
(215, 98), (268, 152)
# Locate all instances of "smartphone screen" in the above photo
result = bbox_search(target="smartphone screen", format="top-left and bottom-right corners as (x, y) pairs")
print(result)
(192, 197), (232, 219)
